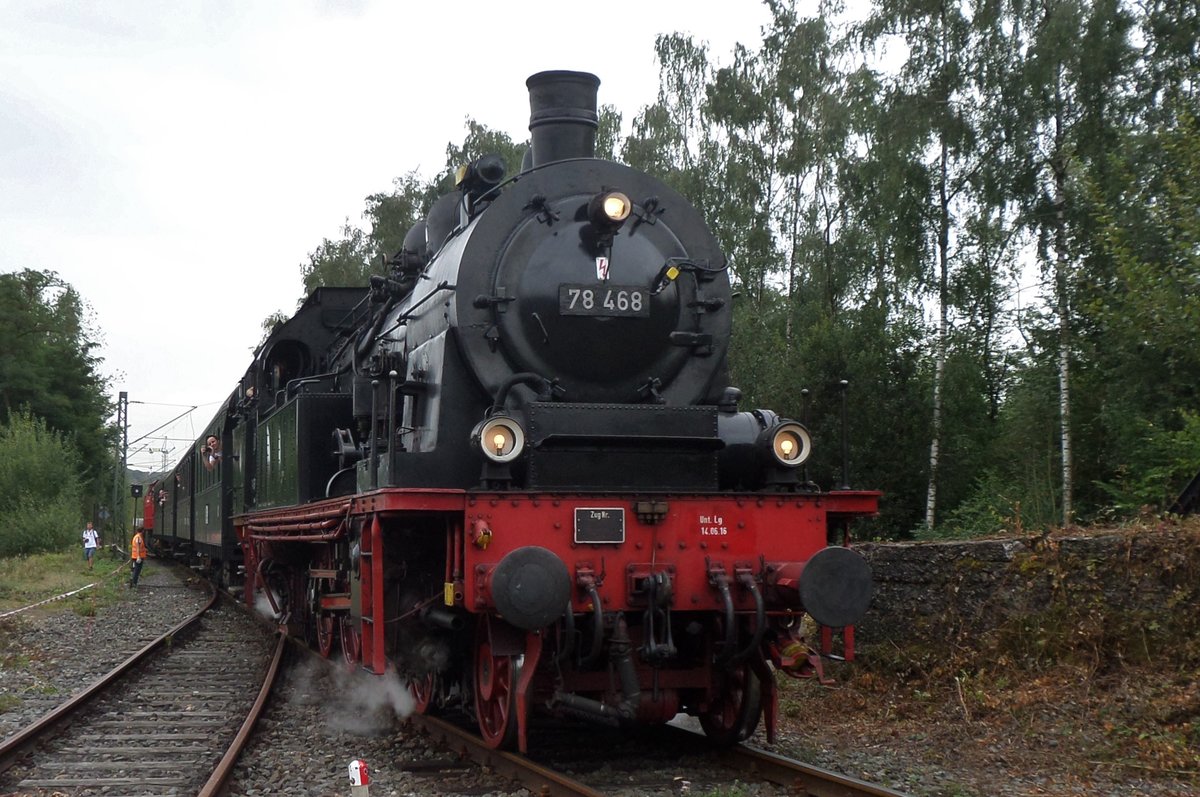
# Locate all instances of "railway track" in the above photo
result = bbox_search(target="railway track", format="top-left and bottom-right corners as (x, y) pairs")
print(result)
(0, 575), (283, 797)
(1, 563), (905, 797)
(408, 711), (914, 796)
(2, 566), (910, 795)
(228, 631), (914, 795)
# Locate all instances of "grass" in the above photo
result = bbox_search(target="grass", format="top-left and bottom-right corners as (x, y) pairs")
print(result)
(0, 548), (138, 722)
(787, 522), (1200, 790)
(694, 786), (754, 797)
(0, 547), (132, 614)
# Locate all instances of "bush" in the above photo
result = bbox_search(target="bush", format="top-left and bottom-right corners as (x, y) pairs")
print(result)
(0, 410), (84, 557)
(1095, 411), (1200, 513)
(924, 472), (1017, 539)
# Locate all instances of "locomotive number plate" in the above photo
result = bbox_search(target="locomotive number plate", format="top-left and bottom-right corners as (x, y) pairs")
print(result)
(574, 507), (626, 544)
(559, 284), (650, 317)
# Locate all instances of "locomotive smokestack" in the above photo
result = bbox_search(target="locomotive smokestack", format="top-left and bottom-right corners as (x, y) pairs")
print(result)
(526, 70), (600, 167)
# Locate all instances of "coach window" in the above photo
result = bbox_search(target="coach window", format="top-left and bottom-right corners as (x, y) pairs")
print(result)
(201, 435), (222, 478)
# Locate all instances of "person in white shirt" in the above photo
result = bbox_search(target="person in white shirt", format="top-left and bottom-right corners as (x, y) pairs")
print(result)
(82, 521), (101, 571)
(201, 435), (222, 472)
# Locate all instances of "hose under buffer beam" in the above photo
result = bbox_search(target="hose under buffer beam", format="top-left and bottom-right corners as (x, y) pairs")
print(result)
(707, 559), (737, 668)
(731, 570), (766, 663)
(576, 582), (604, 668)
(551, 614), (640, 725)
(709, 562), (767, 667)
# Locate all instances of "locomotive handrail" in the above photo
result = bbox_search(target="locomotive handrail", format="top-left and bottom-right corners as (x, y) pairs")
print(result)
(353, 295), (397, 360)
(491, 371), (551, 412)
(246, 530), (344, 542)
(244, 518), (340, 536)
(285, 368), (347, 399)
(377, 279), (456, 339)
(535, 432), (726, 448)
(238, 500), (352, 524)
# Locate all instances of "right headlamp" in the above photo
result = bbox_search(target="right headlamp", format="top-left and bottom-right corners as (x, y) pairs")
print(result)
(763, 421), (812, 467)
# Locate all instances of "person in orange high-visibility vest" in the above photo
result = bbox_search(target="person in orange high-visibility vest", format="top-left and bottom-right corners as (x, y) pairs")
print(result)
(129, 527), (147, 588)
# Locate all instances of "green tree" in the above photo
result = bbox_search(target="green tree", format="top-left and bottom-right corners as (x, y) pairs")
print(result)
(0, 269), (112, 500)
(0, 409), (85, 557)
(1009, 0), (1136, 524)
(1133, 0), (1200, 126)
(363, 171), (435, 264)
(859, 0), (1008, 529)
(631, 4), (940, 529)
(624, 34), (714, 211)
(1086, 109), (1200, 508)
(300, 220), (375, 294)
(1095, 111), (1200, 382)
(257, 310), (291, 348)
(596, 104), (624, 161)
(834, 59), (937, 531)
(298, 122), (526, 301)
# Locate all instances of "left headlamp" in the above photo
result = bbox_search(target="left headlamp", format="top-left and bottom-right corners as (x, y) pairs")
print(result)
(471, 416), (526, 464)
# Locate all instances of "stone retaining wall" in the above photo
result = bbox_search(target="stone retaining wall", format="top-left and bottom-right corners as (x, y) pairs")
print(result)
(849, 527), (1200, 666)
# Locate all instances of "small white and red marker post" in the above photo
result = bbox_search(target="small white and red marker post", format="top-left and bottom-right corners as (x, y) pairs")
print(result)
(348, 758), (370, 796)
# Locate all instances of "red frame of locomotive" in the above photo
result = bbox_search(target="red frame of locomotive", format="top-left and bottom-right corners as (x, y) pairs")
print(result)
(219, 485), (878, 751)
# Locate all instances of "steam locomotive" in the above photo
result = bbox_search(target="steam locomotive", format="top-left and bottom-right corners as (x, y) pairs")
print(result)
(144, 71), (880, 752)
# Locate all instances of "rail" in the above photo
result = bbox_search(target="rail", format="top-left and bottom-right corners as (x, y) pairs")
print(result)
(198, 628), (288, 796)
(0, 566), (287, 796)
(410, 713), (606, 797)
(0, 578), (217, 774)
(717, 742), (914, 797)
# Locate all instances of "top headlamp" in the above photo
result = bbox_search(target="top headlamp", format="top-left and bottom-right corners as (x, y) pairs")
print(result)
(588, 190), (632, 226)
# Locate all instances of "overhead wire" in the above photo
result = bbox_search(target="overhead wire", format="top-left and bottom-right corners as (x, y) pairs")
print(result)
(128, 406), (199, 447)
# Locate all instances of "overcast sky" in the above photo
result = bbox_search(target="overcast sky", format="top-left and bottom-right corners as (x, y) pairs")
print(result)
(0, 0), (771, 472)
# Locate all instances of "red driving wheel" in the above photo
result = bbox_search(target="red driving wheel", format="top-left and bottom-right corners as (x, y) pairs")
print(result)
(409, 671), (436, 715)
(473, 620), (518, 749)
(316, 613), (335, 658)
(699, 661), (762, 745)
(340, 615), (362, 669)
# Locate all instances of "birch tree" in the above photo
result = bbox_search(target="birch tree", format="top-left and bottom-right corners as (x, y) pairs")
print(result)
(860, 0), (982, 529)
(1017, 0), (1135, 525)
